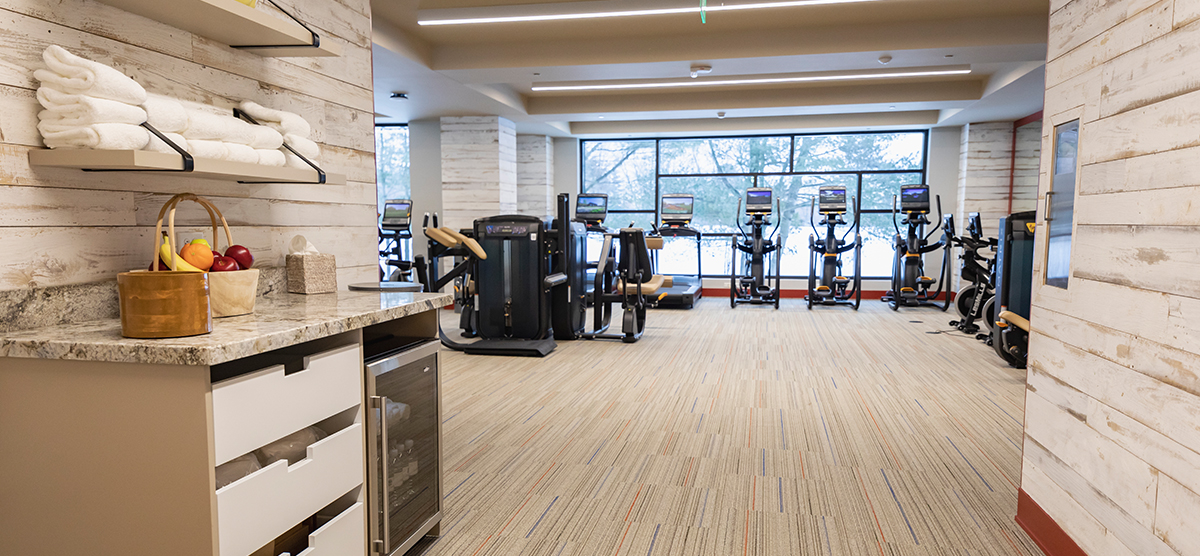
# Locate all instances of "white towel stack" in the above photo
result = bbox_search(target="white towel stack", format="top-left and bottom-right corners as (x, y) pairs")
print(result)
(34, 46), (150, 150)
(239, 101), (319, 170)
(178, 107), (285, 166)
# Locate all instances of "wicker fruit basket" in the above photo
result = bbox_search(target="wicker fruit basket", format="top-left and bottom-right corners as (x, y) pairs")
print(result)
(162, 193), (260, 319)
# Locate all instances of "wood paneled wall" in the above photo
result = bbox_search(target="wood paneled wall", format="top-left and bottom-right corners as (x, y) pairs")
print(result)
(957, 121), (1041, 238)
(516, 134), (554, 220)
(440, 116), (517, 231)
(0, 0), (377, 312)
(1023, 2), (1200, 555)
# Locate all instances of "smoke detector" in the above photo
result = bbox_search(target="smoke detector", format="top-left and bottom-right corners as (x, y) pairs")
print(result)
(690, 64), (713, 78)
(878, 55), (892, 65)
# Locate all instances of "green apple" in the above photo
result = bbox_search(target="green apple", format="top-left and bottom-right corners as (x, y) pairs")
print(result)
(190, 238), (212, 250)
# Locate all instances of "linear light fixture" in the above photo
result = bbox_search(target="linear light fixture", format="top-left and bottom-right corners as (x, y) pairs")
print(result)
(418, 0), (878, 26)
(531, 68), (972, 92)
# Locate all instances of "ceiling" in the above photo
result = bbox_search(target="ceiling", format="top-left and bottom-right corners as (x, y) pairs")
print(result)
(370, 0), (1049, 137)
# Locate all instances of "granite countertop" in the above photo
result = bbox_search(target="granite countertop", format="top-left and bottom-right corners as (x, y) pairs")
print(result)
(0, 291), (451, 366)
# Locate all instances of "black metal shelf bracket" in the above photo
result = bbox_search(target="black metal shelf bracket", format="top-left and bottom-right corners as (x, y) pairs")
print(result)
(233, 108), (328, 184)
(83, 122), (195, 173)
(229, 0), (322, 51)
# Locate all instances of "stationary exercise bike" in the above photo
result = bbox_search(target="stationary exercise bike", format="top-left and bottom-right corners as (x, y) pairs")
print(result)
(730, 187), (782, 309)
(378, 199), (415, 282)
(881, 185), (951, 311)
(806, 186), (862, 310)
(948, 212), (997, 335)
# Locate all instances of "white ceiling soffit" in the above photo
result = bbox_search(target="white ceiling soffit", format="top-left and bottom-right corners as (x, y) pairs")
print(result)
(369, 0), (1049, 136)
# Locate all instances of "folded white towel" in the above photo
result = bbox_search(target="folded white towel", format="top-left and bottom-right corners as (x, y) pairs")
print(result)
(224, 143), (258, 164)
(33, 46), (146, 105)
(142, 94), (187, 133)
(145, 132), (188, 154)
(248, 125), (283, 150)
(256, 149), (285, 167)
(283, 134), (319, 158)
(284, 151), (320, 169)
(186, 139), (227, 160)
(40, 123), (149, 150)
(239, 101), (311, 138)
(182, 110), (255, 144)
(36, 87), (147, 128)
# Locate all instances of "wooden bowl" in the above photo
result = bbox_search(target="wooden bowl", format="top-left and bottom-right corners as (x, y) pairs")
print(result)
(117, 270), (212, 338)
(208, 268), (260, 318)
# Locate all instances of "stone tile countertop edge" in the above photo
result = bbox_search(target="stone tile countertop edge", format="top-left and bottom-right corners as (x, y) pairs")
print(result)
(0, 291), (452, 366)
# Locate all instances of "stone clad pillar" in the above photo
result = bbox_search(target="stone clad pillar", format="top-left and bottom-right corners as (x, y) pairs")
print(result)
(440, 116), (517, 231)
(957, 121), (1042, 237)
(516, 135), (555, 220)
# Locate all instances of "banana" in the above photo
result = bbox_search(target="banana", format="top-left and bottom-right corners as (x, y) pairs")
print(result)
(159, 236), (204, 272)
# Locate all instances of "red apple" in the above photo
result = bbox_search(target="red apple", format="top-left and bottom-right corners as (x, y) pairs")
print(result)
(210, 256), (240, 272)
(148, 259), (171, 271)
(212, 250), (222, 260)
(224, 245), (253, 270)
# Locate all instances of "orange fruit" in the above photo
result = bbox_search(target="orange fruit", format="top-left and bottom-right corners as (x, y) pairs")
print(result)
(180, 242), (215, 271)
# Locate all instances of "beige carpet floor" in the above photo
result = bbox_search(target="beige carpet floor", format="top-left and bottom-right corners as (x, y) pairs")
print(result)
(425, 298), (1040, 556)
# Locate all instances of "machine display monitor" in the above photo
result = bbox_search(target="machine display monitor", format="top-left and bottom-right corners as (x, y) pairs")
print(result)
(745, 188), (773, 214)
(576, 194), (608, 220)
(661, 195), (694, 218)
(900, 186), (931, 213)
(381, 200), (412, 230)
(818, 187), (847, 214)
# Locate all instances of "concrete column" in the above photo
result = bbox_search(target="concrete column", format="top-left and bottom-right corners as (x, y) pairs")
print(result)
(516, 135), (555, 220)
(440, 116), (517, 231)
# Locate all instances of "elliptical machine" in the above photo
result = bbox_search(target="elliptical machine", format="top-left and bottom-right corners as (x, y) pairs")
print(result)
(948, 212), (997, 335)
(378, 199), (415, 282)
(730, 187), (782, 309)
(881, 185), (951, 311)
(806, 186), (862, 310)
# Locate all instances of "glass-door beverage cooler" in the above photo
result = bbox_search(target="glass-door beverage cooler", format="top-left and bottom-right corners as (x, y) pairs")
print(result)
(365, 339), (442, 556)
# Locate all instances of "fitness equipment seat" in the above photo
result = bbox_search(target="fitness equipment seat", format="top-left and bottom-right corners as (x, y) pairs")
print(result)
(881, 185), (952, 311)
(584, 227), (668, 343)
(731, 187), (782, 309)
(991, 211), (1036, 368)
(947, 212), (998, 335)
(806, 186), (862, 310)
(413, 213), (486, 338)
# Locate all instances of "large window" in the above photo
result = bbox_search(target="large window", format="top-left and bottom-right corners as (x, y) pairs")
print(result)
(376, 125), (410, 276)
(580, 132), (928, 278)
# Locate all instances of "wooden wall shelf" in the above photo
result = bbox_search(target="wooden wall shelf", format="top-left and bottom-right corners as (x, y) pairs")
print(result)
(97, 0), (341, 57)
(29, 149), (346, 185)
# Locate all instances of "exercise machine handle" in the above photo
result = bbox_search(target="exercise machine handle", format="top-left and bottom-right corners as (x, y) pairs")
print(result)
(839, 196), (858, 246)
(422, 212), (430, 228)
(809, 197), (820, 239)
(432, 212), (440, 229)
(735, 198), (749, 244)
(891, 194), (901, 236)
(924, 195), (944, 243)
(767, 199), (782, 243)
(544, 272), (567, 290)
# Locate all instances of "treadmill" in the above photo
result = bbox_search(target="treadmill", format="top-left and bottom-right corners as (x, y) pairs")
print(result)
(653, 194), (703, 308)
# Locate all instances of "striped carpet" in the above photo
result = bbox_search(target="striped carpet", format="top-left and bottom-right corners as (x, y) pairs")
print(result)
(425, 298), (1039, 556)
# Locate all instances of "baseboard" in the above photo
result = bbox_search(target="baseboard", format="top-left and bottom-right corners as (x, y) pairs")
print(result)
(698, 289), (944, 301)
(1016, 489), (1088, 556)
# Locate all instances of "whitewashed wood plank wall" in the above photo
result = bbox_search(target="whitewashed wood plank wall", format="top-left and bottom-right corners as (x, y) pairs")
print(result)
(440, 116), (518, 231)
(1024, 2), (1200, 555)
(0, 0), (378, 328)
(516, 134), (555, 220)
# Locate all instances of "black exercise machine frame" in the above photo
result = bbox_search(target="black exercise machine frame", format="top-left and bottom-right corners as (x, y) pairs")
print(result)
(806, 192), (862, 310)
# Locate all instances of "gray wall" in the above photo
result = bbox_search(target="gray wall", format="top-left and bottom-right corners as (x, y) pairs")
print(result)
(408, 118), (443, 261)
(553, 137), (580, 205)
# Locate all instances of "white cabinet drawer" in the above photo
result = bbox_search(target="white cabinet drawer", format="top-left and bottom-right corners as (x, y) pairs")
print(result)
(216, 423), (364, 556)
(297, 502), (365, 556)
(213, 343), (362, 466)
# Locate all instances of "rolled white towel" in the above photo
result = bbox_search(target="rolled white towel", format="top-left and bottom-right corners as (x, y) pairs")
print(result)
(256, 149), (285, 167)
(186, 139), (228, 160)
(141, 94), (187, 133)
(36, 87), (146, 127)
(144, 132), (188, 154)
(40, 123), (149, 150)
(248, 125), (283, 150)
(283, 133), (319, 158)
(224, 142), (258, 164)
(183, 110), (255, 144)
(33, 45), (146, 105)
(239, 100), (311, 138)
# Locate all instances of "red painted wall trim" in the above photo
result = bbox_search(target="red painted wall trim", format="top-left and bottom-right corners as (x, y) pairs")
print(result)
(1016, 489), (1088, 556)
(1009, 110), (1045, 214)
(699, 289), (949, 301)
(1015, 110), (1045, 128)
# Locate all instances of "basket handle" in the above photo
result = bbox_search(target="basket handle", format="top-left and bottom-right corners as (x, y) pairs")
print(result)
(151, 193), (236, 271)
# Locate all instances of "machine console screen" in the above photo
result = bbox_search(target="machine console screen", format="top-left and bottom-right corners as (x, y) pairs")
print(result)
(381, 200), (412, 230)
(661, 195), (694, 218)
(818, 188), (847, 214)
(745, 188), (773, 214)
(576, 194), (608, 221)
(900, 186), (931, 213)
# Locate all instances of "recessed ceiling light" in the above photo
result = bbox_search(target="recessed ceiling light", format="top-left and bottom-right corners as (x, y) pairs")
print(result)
(598, 116), (605, 119)
(889, 106), (896, 110)
(945, 54), (954, 58)
(390, 92), (408, 99)
(419, 0), (879, 26)
(878, 55), (892, 65)
(531, 68), (972, 92)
